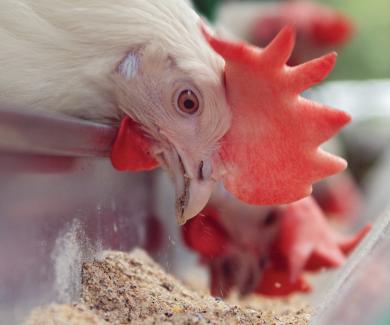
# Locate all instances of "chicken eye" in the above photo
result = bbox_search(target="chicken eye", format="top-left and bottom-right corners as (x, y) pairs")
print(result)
(177, 89), (199, 115)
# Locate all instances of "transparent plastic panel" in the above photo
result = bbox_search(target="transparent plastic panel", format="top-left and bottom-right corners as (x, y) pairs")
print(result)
(312, 208), (390, 324)
(0, 107), (174, 324)
(308, 80), (390, 324)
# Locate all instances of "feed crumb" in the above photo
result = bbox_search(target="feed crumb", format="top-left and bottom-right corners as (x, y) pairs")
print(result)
(25, 248), (310, 324)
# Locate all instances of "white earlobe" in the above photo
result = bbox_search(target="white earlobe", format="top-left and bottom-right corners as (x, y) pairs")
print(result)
(118, 52), (140, 80)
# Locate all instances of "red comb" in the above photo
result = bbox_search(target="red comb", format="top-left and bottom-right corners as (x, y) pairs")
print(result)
(203, 25), (350, 205)
(111, 116), (159, 171)
(276, 197), (370, 279)
(312, 15), (354, 46)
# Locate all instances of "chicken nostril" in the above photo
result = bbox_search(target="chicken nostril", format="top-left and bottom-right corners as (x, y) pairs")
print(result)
(198, 160), (204, 181)
(198, 160), (213, 181)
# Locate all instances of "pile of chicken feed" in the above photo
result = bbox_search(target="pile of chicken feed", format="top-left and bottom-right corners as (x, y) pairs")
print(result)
(25, 249), (310, 325)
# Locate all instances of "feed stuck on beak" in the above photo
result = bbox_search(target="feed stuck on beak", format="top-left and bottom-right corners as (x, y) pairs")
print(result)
(156, 148), (216, 225)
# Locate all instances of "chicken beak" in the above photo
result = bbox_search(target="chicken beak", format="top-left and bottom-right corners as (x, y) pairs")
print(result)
(176, 173), (216, 225)
(155, 149), (216, 225)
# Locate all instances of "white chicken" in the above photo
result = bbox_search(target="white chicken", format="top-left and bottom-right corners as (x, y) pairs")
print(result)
(0, 0), (349, 224)
(0, 0), (230, 223)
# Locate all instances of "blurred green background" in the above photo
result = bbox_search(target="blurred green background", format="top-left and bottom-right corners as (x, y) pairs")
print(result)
(320, 0), (390, 80)
(192, 0), (390, 80)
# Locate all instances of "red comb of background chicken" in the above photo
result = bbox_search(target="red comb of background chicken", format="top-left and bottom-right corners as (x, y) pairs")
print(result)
(251, 2), (354, 48)
(311, 13), (353, 45)
(203, 25), (350, 205)
(250, 2), (354, 66)
(182, 196), (370, 297)
(275, 196), (371, 280)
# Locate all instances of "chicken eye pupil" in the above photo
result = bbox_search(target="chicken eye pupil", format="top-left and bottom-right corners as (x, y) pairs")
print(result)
(184, 99), (194, 109)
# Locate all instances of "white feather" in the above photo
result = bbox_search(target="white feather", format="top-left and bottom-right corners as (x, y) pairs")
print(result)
(0, 0), (225, 125)
(0, 0), (233, 221)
